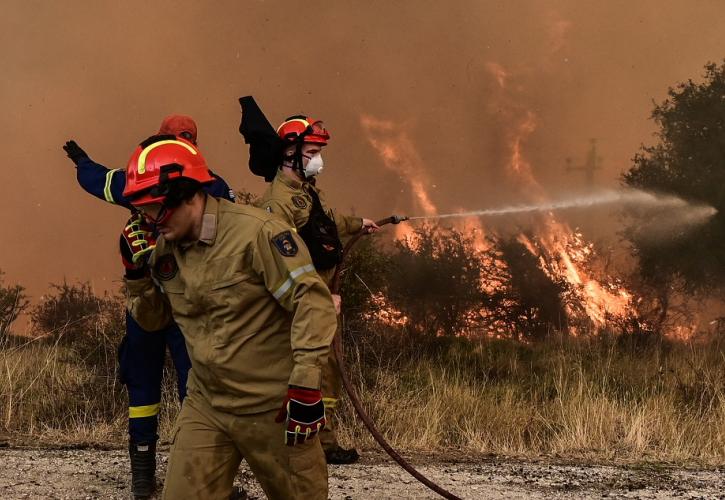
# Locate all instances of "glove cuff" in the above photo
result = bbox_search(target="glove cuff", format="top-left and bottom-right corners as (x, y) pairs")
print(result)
(288, 387), (322, 404)
(124, 267), (147, 280)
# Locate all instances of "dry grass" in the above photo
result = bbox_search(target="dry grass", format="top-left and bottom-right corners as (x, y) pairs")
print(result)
(0, 330), (179, 445)
(1, 322), (723, 464)
(336, 331), (725, 464)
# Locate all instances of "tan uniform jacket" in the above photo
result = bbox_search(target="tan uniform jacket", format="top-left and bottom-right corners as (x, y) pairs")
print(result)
(125, 196), (338, 415)
(256, 171), (363, 284)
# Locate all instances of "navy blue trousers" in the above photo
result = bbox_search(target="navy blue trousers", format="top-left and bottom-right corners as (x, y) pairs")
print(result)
(118, 312), (191, 444)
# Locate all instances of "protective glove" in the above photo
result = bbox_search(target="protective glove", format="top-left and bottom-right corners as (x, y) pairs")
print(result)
(120, 213), (156, 278)
(62, 140), (89, 165)
(275, 387), (326, 446)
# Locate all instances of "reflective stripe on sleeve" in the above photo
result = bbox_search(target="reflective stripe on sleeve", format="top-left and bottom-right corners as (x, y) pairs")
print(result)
(128, 403), (160, 418)
(104, 168), (120, 203)
(272, 264), (315, 300)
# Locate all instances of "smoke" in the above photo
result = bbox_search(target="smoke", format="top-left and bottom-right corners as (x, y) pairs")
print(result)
(2, 0), (725, 305)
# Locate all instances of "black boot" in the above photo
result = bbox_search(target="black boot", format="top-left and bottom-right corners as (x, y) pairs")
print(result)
(324, 445), (360, 465)
(129, 441), (156, 499)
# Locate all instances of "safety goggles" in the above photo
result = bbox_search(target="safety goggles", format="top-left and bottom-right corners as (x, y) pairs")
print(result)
(136, 203), (175, 225)
(179, 131), (195, 143)
(306, 121), (329, 139)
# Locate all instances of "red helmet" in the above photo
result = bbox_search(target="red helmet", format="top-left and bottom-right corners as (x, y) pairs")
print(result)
(276, 115), (330, 145)
(158, 114), (198, 144)
(123, 136), (215, 206)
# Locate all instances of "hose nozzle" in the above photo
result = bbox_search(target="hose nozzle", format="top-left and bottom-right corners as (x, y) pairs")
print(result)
(373, 215), (410, 228)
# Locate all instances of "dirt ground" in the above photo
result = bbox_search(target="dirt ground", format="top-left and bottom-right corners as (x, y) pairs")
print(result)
(0, 446), (722, 499)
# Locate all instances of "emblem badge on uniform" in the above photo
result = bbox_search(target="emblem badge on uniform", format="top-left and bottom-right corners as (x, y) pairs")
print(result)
(291, 195), (307, 209)
(155, 254), (178, 281)
(272, 231), (298, 257)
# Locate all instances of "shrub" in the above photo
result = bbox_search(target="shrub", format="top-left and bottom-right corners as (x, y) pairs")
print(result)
(30, 281), (124, 362)
(0, 270), (29, 342)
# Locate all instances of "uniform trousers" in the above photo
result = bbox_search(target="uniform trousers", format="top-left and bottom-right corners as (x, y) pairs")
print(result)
(163, 389), (328, 500)
(118, 313), (191, 443)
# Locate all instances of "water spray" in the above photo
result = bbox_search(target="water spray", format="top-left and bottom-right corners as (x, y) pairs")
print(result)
(405, 189), (717, 221)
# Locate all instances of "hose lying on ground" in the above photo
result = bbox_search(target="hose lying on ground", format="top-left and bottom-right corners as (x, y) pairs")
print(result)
(329, 215), (463, 500)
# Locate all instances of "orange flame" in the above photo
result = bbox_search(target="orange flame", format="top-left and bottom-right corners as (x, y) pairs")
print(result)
(360, 115), (437, 242)
(359, 55), (642, 336)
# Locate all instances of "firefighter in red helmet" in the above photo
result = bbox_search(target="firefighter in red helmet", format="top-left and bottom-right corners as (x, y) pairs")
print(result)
(122, 135), (336, 499)
(63, 115), (236, 499)
(122, 136), (216, 232)
(257, 115), (379, 464)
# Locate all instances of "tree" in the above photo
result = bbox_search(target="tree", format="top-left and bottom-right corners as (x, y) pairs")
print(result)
(622, 61), (725, 293)
(0, 270), (29, 341)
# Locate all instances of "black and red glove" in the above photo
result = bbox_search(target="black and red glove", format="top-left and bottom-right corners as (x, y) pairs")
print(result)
(120, 213), (156, 278)
(275, 387), (326, 446)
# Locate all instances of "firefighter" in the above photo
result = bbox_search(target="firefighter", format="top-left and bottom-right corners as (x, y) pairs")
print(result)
(121, 135), (336, 499)
(256, 115), (379, 464)
(62, 115), (235, 499)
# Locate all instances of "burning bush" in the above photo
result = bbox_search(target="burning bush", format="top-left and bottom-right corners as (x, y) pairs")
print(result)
(385, 225), (491, 338)
(341, 223), (634, 340)
(496, 236), (571, 338)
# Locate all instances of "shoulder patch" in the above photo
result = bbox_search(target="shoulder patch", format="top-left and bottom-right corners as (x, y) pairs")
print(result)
(154, 254), (178, 281)
(291, 195), (307, 209)
(271, 230), (298, 257)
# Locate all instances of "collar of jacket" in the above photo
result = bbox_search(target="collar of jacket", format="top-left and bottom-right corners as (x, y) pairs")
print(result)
(178, 195), (218, 249)
(198, 195), (219, 245)
(275, 169), (306, 191)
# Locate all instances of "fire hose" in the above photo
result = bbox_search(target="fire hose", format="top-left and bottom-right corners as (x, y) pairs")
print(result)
(329, 215), (463, 500)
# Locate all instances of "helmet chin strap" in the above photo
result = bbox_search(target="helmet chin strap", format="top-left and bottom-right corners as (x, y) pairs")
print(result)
(281, 142), (308, 181)
(294, 141), (306, 179)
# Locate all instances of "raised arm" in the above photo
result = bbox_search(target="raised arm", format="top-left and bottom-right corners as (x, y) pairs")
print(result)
(63, 140), (133, 209)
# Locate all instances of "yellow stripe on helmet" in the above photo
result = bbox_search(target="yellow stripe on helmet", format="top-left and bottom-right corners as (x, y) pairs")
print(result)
(276, 118), (311, 135)
(137, 140), (197, 174)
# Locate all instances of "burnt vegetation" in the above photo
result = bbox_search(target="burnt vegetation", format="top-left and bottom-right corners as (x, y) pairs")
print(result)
(340, 225), (631, 342)
(0, 63), (723, 458)
(0, 217), (722, 459)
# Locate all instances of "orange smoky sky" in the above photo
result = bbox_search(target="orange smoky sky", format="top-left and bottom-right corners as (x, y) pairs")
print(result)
(1, 0), (725, 315)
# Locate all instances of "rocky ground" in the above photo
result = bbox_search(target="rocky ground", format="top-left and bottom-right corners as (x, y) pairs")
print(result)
(0, 446), (722, 499)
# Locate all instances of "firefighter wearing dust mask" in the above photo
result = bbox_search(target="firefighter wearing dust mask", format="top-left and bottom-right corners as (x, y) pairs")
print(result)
(121, 135), (337, 500)
(256, 116), (379, 464)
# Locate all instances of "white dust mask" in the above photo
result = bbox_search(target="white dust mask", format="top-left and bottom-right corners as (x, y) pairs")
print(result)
(303, 153), (324, 178)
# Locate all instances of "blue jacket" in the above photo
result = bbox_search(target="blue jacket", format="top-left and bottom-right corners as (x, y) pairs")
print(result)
(75, 157), (236, 210)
